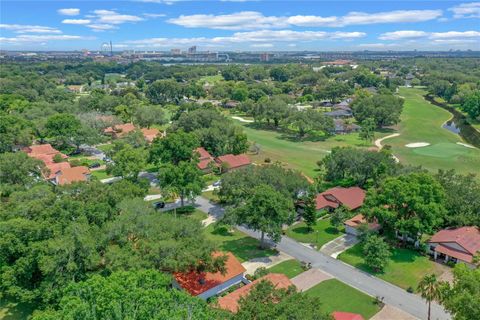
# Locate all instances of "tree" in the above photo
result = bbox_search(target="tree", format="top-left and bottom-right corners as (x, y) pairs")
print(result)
(351, 94), (404, 128)
(45, 113), (82, 148)
(316, 81), (351, 103)
(301, 191), (317, 231)
(365, 173), (446, 241)
(146, 79), (182, 104)
(441, 264), (480, 320)
(0, 114), (32, 152)
(134, 104), (167, 128)
(149, 131), (199, 165)
(158, 161), (205, 207)
(359, 118), (376, 143)
(418, 274), (443, 320)
(461, 91), (480, 120)
(235, 280), (330, 320)
(0, 152), (43, 190)
(31, 270), (215, 320)
(270, 66), (290, 82)
(108, 144), (146, 180)
(288, 109), (334, 137)
(330, 205), (349, 229)
(223, 184), (294, 248)
(362, 234), (391, 272)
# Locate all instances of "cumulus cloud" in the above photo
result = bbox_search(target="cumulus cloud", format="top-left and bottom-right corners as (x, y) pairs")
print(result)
(0, 24), (62, 34)
(379, 30), (480, 41)
(448, 2), (480, 18)
(250, 43), (274, 48)
(62, 19), (91, 25)
(168, 9), (442, 30)
(58, 8), (80, 16)
(379, 30), (429, 40)
(0, 34), (94, 44)
(87, 24), (118, 32)
(94, 9), (144, 24)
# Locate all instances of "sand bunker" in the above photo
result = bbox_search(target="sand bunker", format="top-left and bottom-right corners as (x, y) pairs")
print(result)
(456, 142), (476, 149)
(405, 142), (430, 148)
(231, 116), (254, 123)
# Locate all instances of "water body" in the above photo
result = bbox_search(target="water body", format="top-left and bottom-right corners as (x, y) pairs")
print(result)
(442, 120), (461, 134)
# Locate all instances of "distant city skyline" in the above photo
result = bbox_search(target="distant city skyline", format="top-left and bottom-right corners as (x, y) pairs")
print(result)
(1, 1), (479, 51)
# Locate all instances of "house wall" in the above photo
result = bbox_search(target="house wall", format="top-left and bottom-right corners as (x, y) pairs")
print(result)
(197, 274), (249, 300)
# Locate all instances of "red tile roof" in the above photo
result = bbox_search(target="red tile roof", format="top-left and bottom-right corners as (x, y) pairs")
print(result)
(23, 144), (70, 179)
(315, 187), (366, 210)
(332, 312), (364, 320)
(217, 273), (292, 313)
(23, 144), (59, 156)
(174, 252), (246, 296)
(55, 166), (90, 185)
(344, 214), (380, 231)
(195, 147), (215, 170)
(44, 162), (72, 179)
(435, 244), (475, 263)
(429, 227), (480, 256)
(215, 154), (251, 170)
(141, 128), (161, 143)
(104, 123), (136, 137)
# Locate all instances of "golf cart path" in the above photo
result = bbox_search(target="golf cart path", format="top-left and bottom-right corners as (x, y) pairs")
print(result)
(374, 133), (401, 163)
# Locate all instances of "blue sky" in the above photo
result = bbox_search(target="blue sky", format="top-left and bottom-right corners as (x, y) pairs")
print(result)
(1, 1), (479, 51)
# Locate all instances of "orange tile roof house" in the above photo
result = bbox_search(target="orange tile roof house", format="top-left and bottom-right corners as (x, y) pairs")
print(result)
(195, 147), (215, 172)
(332, 311), (364, 320)
(215, 154), (251, 172)
(54, 166), (91, 185)
(315, 186), (366, 211)
(23, 144), (70, 179)
(428, 226), (480, 267)
(217, 273), (293, 313)
(140, 128), (162, 143)
(344, 214), (381, 236)
(173, 252), (248, 300)
(103, 123), (136, 138)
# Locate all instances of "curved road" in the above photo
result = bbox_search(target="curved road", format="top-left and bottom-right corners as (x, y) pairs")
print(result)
(191, 196), (450, 320)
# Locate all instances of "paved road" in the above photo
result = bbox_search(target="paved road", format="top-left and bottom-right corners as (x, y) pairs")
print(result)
(191, 196), (451, 320)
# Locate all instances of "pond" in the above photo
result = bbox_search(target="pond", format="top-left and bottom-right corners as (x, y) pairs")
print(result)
(442, 120), (461, 134)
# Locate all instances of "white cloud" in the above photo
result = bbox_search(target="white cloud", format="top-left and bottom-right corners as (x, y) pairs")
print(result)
(93, 9), (144, 24)
(0, 34), (94, 44)
(449, 2), (480, 18)
(142, 13), (167, 18)
(430, 30), (480, 39)
(0, 24), (61, 34)
(379, 30), (429, 40)
(62, 19), (91, 25)
(168, 11), (287, 30)
(87, 24), (117, 31)
(168, 9), (442, 30)
(58, 8), (80, 16)
(250, 43), (274, 48)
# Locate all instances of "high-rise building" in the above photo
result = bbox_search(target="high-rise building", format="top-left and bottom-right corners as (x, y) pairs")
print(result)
(171, 48), (181, 55)
(188, 46), (197, 54)
(260, 53), (270, 62)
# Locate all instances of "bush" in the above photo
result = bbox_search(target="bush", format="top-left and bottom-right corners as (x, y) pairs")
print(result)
(264, 157), (271, 163)
(69, 159), (81, 167)
(253, 267), (270, 279)
(406, 286), (414, 293)
(53, 153), (64, 163)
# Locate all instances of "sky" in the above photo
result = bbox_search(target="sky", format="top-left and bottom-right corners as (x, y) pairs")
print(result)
(0, 1), (479, 51)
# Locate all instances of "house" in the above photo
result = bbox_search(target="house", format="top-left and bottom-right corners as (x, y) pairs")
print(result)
(23, 144), (66, 159)
(215, 154), (251, 172)
(333, 119), (361, 134)
(217, 273), (293, 313)
(223, 101), (239, 109)
(344, 214), (380, 236)
(23, 144), (70, 180)
(315, 187), (366, 211)
(324, 109), (352, 118)
(140, 128), (162, 143)
(66, 85), (84, 93)
(332, 311), (364, 320)
(103, 123), (136, 138)
(195, 147), (216, 172)
(54, 166), (91, 185)
(428, 227), (480, 267)
(173, 252), (249, 300)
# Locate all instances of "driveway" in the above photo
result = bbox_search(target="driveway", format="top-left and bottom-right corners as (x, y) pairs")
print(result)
(291, 268), (333, 292)
(320, 234), (359, 258)
(187, 197), (450, 320)
(242, 251), (293, 275)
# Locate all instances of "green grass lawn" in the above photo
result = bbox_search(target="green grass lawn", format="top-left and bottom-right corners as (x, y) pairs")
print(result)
(202, 190), (220, 203)
(0, 300), (35, 320)
(197, 74), (224, 85)
(338, 244), (446, 292)
(236, 120), (385, 178)
(204, 225), (277, 262)
(305, 279), (380, 319)
(388, 87), (480, 176)
(286, 218), (344, 249)
(267, 259), (304, 278)
(90, 169), (111, 180)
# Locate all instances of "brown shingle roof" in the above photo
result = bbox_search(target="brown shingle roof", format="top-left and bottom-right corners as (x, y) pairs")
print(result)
(215, 154), (251, 170)
(56, 166), (90, 185)
(344, 214), (380, 231)
(217, 273), (292, 313)
(429, 227), (480, 256)
(173, 252), (246, 296)
(315, 187), (366, 210)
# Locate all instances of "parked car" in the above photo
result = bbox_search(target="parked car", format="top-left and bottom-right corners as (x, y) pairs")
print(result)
(88, 162), (101, 169)
(153, 201), (165, 209)
(213, 180), (222, 187)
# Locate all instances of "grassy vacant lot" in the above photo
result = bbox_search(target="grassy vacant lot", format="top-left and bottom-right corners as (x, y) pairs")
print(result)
(306, 279), (380, 319)
(338, 244), (446, 291)
(204, 225), (277, 262)
(0, 300), (35, 320)
(267, 259), (304, 278)
(286, 218), (344, 249)
(388, 87), (480, 176)
(236, 121), (387, 178)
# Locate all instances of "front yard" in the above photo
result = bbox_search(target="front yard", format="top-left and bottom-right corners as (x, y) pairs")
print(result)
(204, 224), (277, 262)
(338, 244), (447, 292)
(306, 279), (381, 319)
(267, 259), (304, 279)
(285, 218), (344, 249)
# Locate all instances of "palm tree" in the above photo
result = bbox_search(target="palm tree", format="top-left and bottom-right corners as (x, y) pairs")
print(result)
(417, 274), (443, 320)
